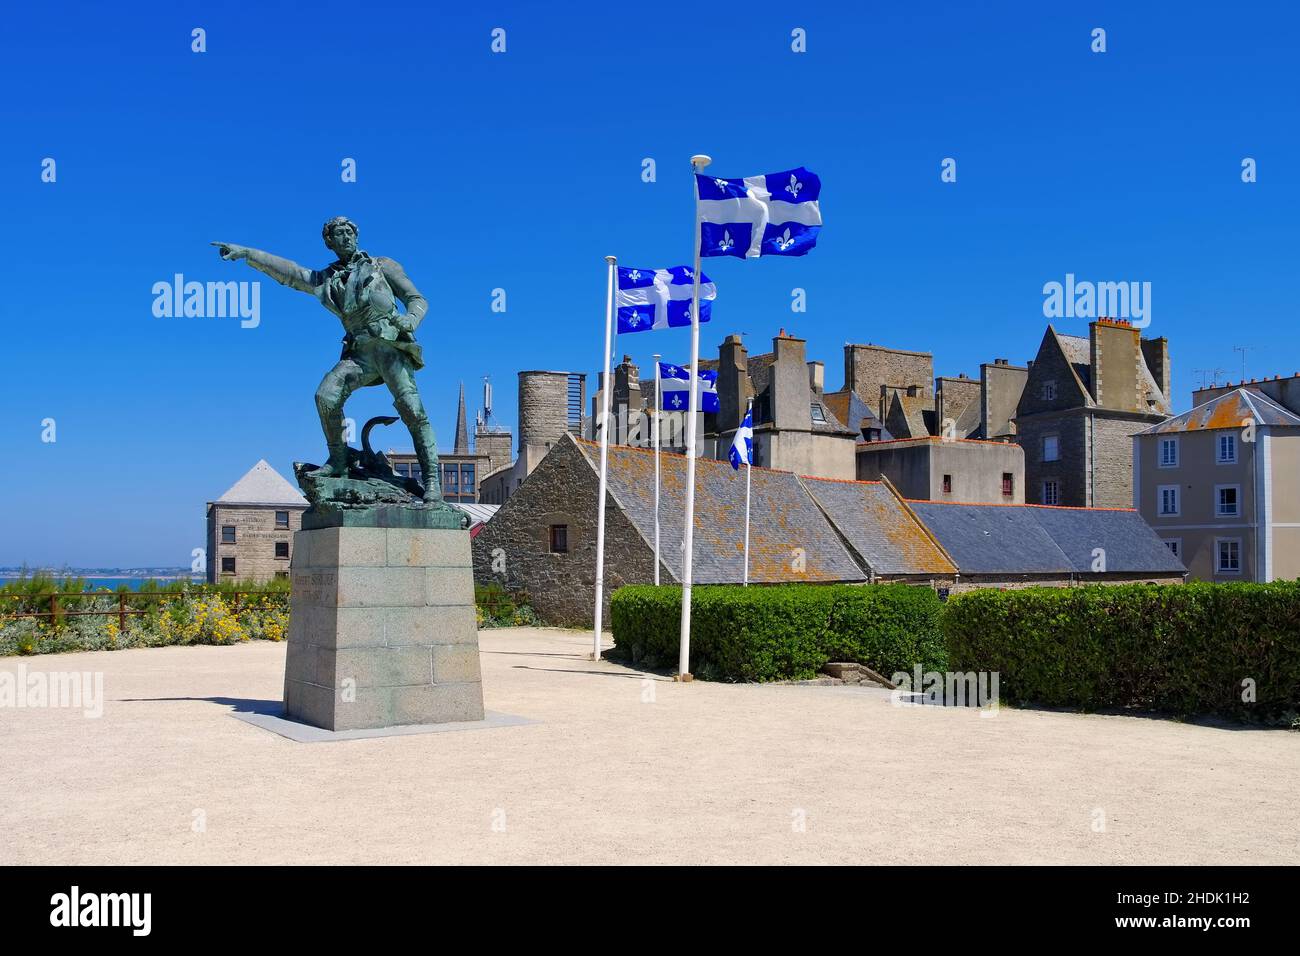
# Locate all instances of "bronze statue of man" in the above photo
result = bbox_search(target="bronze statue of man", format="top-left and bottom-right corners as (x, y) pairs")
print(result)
(212, 217), (440, 501)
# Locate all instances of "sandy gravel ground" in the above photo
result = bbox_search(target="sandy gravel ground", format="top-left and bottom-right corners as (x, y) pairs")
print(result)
(1, 628), (1296, 865)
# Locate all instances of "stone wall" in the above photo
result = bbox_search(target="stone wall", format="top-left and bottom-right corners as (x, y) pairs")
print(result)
(1090, 414), (1152, 509)
(1017, 412), (1088, 505)
(206, 503), (304, 583)
(471, 437), (657, 626)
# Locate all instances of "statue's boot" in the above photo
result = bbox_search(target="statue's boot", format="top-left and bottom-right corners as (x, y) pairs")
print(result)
(313, 442), (351, 478)
(413, 428), (442, 503)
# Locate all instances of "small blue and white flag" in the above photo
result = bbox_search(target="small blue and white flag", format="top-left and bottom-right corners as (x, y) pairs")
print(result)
(696, 167), (822, 258)
(659, 362), (719, 413)
(616, 266), (716, 334)
(729, 406), (754, 470)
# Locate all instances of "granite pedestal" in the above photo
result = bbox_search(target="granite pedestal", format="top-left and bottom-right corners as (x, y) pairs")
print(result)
(284, 526), (484, 732)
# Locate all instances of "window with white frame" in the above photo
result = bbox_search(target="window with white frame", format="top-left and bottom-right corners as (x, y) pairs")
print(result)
(1158, 484), (1179, 516)
(1217, 433), (1237, 464)
(1216, 484), (1241, 517)
(1216, 538), (1241, 573)
(1042, 479), (1060, 506)
(1163, 539), (1181, 559)
(1043, 435), (1060, 462)
(1158, 437), (1178, 468)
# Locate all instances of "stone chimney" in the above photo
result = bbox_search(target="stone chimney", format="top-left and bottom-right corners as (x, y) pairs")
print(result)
(612, 355), (641, 444)
(771, 332), (811, 431)
(807, 360), (824, 396)
(718, 333), (751, 433)
(1140, 336), (1170, 400)
(1089, 318), (1142, 412)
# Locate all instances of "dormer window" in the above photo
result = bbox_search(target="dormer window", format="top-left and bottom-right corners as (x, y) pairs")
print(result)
(810, 403), (827, 423)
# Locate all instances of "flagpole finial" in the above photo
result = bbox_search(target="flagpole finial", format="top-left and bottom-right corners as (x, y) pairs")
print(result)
(691, 154), (712, 169)
(604, 255), (616, 264)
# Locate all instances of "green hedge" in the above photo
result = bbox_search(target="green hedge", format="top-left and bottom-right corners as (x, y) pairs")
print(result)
(943, 582), (1300, 719)
(609, 583), (946, 682)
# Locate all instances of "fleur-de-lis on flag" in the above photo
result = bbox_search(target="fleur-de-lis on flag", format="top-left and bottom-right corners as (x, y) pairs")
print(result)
(785, 173), (802, 198)
(718, 230), (734, 252)
(714, 178), (728, 191)
(671, 394), (683, 408)
(628, 269), (642, 282)
(629, 311), (643, 327)
(775, 228), (795, 251)
(682, 268), (692, 279)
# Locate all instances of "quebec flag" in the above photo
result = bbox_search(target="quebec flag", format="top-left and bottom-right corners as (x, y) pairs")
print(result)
(659, 362), (719, 413)
(616, 266), (716, 334)
(729, 406), (754, 470)
(697, 167), (822, 258)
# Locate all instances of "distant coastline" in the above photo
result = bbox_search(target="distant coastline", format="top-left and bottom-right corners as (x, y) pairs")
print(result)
(0, 568), (202, 591)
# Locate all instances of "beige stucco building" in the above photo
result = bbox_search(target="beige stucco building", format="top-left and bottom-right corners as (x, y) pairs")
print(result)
(1134, 386), (1300, 582)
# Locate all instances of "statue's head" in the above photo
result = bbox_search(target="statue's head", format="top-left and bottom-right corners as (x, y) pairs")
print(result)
(322, 216), (359, 259)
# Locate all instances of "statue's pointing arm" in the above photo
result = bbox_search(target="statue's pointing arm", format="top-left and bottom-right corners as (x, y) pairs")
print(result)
(244, 249), (320, 293)
(383, 259), (428, 333)
(211, 242), (318, 293)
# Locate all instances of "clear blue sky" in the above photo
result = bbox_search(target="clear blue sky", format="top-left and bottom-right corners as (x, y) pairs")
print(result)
(2, 1), (1296, 567)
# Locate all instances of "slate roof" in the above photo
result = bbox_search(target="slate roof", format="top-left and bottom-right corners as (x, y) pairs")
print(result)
(907, 501), (1072, 573)
(1055, 332), (1094, 395)
(213, 460), (307, 506)
(801, 478), (956, 576)
(1138, 387), (1300, 434)
(907, 501), (1185, 575)
(1029, 506), (1186, 574)
(572, 437), (866, 584)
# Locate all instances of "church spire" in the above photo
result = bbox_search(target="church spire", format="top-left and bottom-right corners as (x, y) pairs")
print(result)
(453, 381), (470, 454)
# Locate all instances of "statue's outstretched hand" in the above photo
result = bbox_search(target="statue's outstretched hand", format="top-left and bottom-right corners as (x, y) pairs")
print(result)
(210, 241), (249, 261)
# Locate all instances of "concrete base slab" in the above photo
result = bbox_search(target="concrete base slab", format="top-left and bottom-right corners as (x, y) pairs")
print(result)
(232, 708), (535, 743)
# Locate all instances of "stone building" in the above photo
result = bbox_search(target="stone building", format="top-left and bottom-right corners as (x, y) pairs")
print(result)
(1134, 384), (1300, 582)
(1016, 320), (1171, 508)
(206, 460), (307, 583)
(471, 434), (1185, 626)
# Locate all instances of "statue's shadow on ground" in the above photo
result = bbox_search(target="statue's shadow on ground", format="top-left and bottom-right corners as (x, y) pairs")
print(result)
(120, 695), (536, 742)
(120, 695), (280, 714)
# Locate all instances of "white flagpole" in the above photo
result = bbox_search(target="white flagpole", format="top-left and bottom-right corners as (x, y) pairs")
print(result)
(678, 154), (710, 681)
(653, 352), (661, 586)
(592, 254), (616, 661)
(743, 397), (752, 587)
